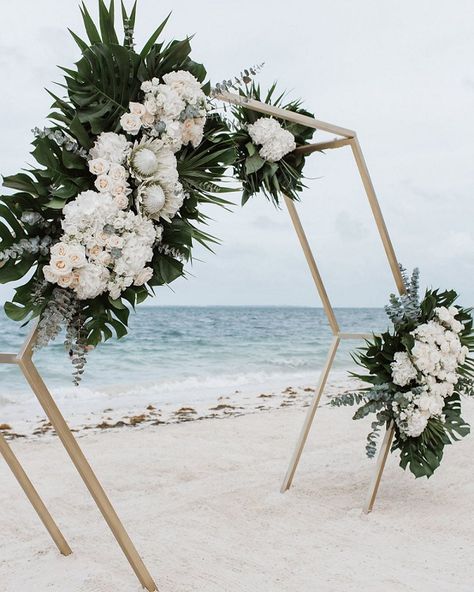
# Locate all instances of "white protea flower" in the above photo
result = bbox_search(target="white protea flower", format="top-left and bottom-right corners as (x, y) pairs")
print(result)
(137, 181), (185, 223)
(128, 138), (178, 185)
(141, 183), (166, 216)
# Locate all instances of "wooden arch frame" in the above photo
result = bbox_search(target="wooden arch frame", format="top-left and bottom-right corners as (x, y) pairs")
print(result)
(217, 91), (405, 513)
(0, 93), (403, 592)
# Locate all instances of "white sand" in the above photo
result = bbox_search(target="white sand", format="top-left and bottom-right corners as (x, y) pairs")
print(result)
(1, 396), (474, 591)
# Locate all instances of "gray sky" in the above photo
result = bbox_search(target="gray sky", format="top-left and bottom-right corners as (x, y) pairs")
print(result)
(1, 0), (473, 307)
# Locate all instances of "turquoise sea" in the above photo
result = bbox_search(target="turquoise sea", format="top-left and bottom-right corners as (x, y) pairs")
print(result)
(0, 306), (389, 418)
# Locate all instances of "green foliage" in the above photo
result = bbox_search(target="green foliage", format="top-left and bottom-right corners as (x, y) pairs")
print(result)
(230, 83), (315, 205)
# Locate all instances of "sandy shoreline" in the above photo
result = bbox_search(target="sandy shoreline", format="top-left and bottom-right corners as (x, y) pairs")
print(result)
(0, 376), (359, 440)
(1, 387), (473, 591)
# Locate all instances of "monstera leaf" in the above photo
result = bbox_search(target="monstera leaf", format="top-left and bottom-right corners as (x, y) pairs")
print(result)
(64, 43), (141, 134)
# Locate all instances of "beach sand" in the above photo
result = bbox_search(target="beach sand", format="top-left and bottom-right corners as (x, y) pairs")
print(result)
(1, 389), (473, 591)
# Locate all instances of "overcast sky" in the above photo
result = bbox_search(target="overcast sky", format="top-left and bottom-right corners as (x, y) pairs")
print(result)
(0, 0), (473, 307)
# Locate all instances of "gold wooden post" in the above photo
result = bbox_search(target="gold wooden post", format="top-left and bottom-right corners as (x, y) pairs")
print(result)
(0, 432), (72, 556)
(0, 325), (157, 591)
(280, 336), (340, 492)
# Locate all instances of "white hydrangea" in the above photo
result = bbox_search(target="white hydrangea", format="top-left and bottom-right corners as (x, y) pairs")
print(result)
(404, 408), (429, 438)
(391, 351), (417, 386)
(247, 117), (296, 163)
(89, 132), (131, 164)
(162, 70), (204, 103)
(248, 118), (282, 145)
(391, 305), (467, 439)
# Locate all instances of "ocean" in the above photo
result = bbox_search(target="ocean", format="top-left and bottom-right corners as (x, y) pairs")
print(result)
(0, 306), (389, 425)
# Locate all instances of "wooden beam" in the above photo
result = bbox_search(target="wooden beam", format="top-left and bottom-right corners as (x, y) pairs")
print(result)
(0, 433), (72, 556)
(216, 91), (356, 138)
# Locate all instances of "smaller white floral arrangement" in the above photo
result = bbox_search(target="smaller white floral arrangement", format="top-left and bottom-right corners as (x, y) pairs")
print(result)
(330, 267), (474, 478)
(247, 117), (296, 162)
(231, 84), (314, 205)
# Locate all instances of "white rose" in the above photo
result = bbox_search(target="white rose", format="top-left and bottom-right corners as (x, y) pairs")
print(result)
(111, 180), (129, 198)
(120, 112), (142, 135)
(108, 163), (127, 181)
(144, 97), (158, 115)
(50, 255), (73, 277)
(96, 251), (112, 266)
(107, 234), (124, 249)
(88, 158), (110, 176)
(95, 174), (113, 193)
(141, 81), (153, 93)
(134, 267), (153, 286)
(67, 244), (87, 268)
(43, 265), (59, 283)
(129, 102), (146, 117)
(50, 242), (69, 257)
(114, 194), (129, 209)
(57, 273), (75, 288)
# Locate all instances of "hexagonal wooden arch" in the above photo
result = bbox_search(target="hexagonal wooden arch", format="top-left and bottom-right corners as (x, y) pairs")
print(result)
(0, 93), (404, 592)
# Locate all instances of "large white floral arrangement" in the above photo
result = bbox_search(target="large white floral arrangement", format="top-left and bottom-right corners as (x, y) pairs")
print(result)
(331, 268), (474, 478)
(0, 2), (237, 382)
(0, 2), (315, 383)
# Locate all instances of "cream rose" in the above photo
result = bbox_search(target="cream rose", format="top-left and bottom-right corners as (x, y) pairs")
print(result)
(108, 163), (127, 181)
(88, 158), (110, 176)
(141, 111), (155, 127)
(88, 245), (103, 259)
(129, 102), (146, 117)
(50, 256), (73, 276)
(67, 244), (87, 268)
(95, 174), (113, 193)
(113, 194), (129, 209)
(120, 112), (142, 135)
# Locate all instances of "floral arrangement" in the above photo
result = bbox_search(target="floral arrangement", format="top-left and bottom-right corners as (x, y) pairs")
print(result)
(0, 2), (317, 383)
(230, 84), (315, 205)
(330, 268), (474, 478)
(0, 2), (236, 382)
